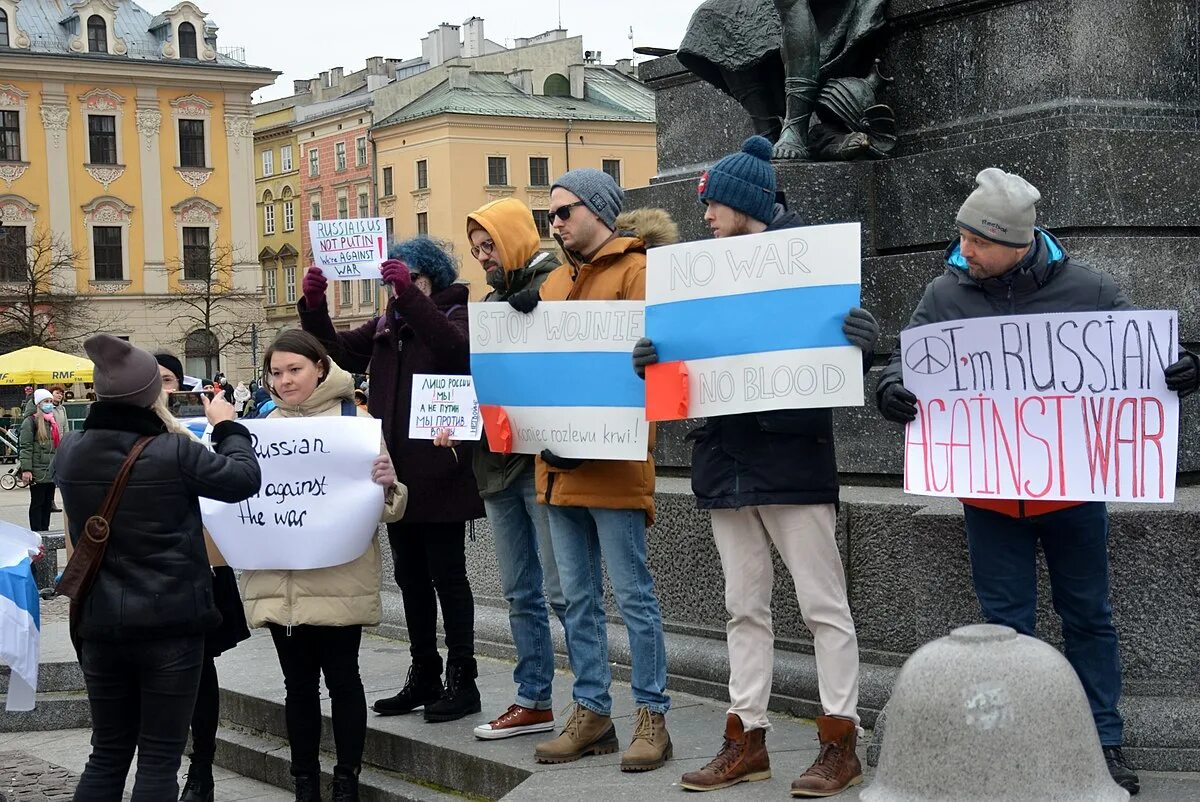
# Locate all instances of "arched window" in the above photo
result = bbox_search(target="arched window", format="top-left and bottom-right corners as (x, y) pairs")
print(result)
(184, 329), (219, 380)
(543, 73), (570, 97)
(178, 21), (197, 60)
(87, 15), (107, 53)
(0, 10), (10, 49)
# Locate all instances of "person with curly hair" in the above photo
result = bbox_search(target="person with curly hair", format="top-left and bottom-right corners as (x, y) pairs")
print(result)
(297, 237), (485, 724)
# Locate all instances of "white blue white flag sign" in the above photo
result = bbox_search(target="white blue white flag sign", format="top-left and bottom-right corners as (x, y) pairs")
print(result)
(0, 521), (41, 711)
(470, 301), (649, 461)
(644, 223), (865, 420)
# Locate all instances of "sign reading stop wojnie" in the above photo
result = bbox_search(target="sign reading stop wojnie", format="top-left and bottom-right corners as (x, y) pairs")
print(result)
(900, 310), (1180, 503)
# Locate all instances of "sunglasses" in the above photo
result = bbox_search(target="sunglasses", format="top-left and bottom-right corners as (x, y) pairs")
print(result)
(470, 239), (496, 258)
(548, 201), (587, 222)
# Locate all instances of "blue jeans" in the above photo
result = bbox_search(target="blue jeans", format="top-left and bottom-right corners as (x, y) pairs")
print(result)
(547, 505), (670, 716)
(962, 502), (1123, 745)
(485, 474), (567, 709)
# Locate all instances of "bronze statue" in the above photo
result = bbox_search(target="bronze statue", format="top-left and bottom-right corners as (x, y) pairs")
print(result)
(675, 0), (895, 161)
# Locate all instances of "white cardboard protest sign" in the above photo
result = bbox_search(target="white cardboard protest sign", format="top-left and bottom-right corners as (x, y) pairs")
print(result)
(310, 218), (387, 280)
(409, 374), (482, 441)
(901, 310), (1180, 503)
(644, 223), (864, 420)
(470, 301), (649, 460)
(201, 417), (385, 569)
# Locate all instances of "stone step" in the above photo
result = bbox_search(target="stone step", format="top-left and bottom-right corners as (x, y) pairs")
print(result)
(215, 725), (469, 802)
(0, 690), (90, 732)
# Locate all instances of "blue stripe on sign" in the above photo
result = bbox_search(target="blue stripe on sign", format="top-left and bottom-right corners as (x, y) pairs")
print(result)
(647, 284), (860, 363)
(0, 557), (39, 629)
(472, 352), (644, 408)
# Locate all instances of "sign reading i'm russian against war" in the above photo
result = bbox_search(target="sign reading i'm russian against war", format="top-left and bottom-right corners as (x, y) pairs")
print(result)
(310, 218), (387, 280)
(900, 310), (1180, 503)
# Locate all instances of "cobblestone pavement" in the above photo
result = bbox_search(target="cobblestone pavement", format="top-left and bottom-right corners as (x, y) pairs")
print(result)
(0, 750), (92, 802)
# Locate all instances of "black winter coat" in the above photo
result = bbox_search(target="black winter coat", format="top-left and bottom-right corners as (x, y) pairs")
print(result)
(689, 207), (870, 509)
(55, 403), (261, 641)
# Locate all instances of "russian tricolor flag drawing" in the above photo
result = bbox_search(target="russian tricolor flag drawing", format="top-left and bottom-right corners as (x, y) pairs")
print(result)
(644, 222), (865, 420)
(0, 521), (41, 711)
(470, 300), (650, 461)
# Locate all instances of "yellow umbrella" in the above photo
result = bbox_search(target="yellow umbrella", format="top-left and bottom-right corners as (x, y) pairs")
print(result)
(0, 346), (94, 384)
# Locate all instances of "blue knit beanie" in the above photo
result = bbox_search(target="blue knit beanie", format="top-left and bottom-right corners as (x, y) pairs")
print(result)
(698, 136), (776, 225)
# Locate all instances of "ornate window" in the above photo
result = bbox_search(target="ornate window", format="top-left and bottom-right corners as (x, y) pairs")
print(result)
(0, 10), (8, 49)
(92, 226), (121, 280)
(0, 110), (17, 161)
(487, 156), (508, 187)
(171, 196), (220, 284)
(178, 21), (198, 59)
(88, 115), (116, 164)
(264, 202), (275, 235)
(81, 196), (133, 285)
(532, 209), (551, 238)
(280, 144), (293, 172)
(0, 222), (26, 281)
(0, 84), (28, 187)
(283, 200), (294, 232)
(0, 2), (29, 50)
(182, 226), (210, 280)
(86, 15), (107, 53)
(529, 157), (549, 187)
(415, 159), (428, 190)
(263, 262), (277, 306)
(179, 120), (205, 167)
(78, 89), (126, 189)
(171, 95), (213, 188)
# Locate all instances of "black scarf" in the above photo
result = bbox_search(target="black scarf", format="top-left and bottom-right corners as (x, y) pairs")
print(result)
(83, 402), (168, 436)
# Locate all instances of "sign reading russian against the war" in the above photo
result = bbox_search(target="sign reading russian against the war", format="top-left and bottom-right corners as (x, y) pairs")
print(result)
(644, 223), (864, 420)
(900, 310), (1180, 503)
(309, 218), (387, 280)
(470, 301), (649, 460)
(200, 417), (385, 569)
(408, 374), (482, 441)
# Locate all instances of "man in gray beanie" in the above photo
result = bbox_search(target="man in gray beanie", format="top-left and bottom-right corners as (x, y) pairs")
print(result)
(876, 168), (1200, 796)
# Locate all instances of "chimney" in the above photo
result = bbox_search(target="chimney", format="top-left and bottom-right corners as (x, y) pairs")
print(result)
(319, 70), (330, 88)
(448, 64), (471, 90)
(615, 58), (633, 76)
(366, 56), (383, 73)
(462, 16), (485, 58)
(569, 63), (585, 99)
(506, 68), (533, 95)
(330, 67), (344, 87)
(293, 79), (310, 94)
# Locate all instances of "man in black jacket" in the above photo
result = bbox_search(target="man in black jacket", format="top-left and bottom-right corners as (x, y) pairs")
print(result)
(633, 136), (877, 797)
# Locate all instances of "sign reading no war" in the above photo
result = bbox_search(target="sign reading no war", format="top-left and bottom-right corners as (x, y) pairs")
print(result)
(901, 310), (1180, 503)
(310, 218), (387, 280)
(470, 301), (649, 460)
(644, 223), (864, 420)
(200, 417), (385, 570)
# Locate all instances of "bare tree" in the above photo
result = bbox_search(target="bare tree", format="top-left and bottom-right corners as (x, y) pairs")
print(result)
(0, 226), (113, 353)
(153, 241), (264, 378)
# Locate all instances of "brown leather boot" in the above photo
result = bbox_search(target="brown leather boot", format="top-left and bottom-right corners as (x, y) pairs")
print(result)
(620, 708), (672, 772)
(790, 715), (863, 798)
(680, 713), (771, 791)
(534, 704), (619, 764)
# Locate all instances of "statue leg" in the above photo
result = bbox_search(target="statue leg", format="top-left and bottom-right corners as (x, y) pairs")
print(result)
(772, 0), (820, 160)
(721, 66), (784, 142)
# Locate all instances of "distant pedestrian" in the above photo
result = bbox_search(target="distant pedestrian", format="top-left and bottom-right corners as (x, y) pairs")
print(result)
(19, 389), (60, 531)
(242, 330), (407, 802)
(57, 335), (260, 802)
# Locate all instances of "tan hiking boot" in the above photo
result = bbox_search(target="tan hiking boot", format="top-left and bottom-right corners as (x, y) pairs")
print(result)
(790, 715), (863, 798)
(534, 704), (619, 764)
(680, 713), (771, 791)
(621, 708), (673, 772)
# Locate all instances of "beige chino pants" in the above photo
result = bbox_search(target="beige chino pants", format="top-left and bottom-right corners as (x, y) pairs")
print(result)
(711, 503), (860, 731)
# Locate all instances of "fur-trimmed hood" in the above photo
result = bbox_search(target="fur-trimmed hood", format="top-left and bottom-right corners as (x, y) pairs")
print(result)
(615, 208), (680, 249)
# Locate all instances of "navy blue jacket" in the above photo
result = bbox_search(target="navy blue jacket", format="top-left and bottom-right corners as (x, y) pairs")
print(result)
(689, 208), (870, 509)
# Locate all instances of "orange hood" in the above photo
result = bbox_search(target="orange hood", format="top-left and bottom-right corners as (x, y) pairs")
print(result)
(466, 198), (541, 273)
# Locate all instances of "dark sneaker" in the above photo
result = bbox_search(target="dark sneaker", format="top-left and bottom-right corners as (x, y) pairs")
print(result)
(1103, 746), (1140, 795)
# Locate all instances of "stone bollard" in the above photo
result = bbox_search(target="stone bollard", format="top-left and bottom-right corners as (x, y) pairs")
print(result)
(863, 624), (1128, 802)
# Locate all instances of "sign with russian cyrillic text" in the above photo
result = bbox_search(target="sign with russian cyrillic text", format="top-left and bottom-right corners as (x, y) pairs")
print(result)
(900, 310), (1179, 503)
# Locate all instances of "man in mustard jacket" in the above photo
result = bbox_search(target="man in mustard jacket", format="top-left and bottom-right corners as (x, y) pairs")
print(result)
(508, 168), (671, 772)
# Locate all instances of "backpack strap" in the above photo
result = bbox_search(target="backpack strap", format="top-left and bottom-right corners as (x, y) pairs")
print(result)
(341, 399), (358, 417)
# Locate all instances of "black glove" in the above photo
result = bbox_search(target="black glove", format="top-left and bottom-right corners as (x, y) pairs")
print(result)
(1165, 353), (1200, 398)
(508, 287), (540, 314)
(879, 382), (918, 425)
(843, 307), (879, 353)
(632, 337), (658, 379)
(540, 449), (584, 470)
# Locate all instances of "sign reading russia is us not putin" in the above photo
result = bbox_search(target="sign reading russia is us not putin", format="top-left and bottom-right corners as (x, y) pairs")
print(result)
(644, 223), (864, 420)
(310, 218), (387, 280)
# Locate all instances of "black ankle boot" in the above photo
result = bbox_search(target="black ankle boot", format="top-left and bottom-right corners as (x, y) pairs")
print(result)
(179, 762), (214, 802)
(293, 773), (320, 802)
(373, 657), (443, 716)
(424, 657), (481, 723)
(331, 766), (360, 802)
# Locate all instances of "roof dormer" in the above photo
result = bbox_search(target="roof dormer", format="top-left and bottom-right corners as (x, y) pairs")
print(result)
(64, 0), (127, 56)
(152, 2), (216, 61)
(0, 0), (32, 50)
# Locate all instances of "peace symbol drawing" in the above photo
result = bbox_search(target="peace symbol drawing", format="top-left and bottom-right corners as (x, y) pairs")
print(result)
(904, 336), (952, 375)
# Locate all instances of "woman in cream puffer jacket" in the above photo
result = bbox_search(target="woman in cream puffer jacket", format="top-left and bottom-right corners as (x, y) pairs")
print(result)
(241, 329), (406, 802)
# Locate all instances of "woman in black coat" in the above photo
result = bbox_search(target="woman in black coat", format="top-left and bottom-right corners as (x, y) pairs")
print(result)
(57, 336), (260, 802)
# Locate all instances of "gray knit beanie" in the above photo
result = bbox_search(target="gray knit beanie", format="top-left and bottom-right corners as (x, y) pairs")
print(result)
(552, 168), (624, 230)
(85, 334), (163, 408)
(956, 168), (1041, 247)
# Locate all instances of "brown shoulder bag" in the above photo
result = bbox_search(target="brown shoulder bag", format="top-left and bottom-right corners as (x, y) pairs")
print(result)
(56, 436), (155, 642)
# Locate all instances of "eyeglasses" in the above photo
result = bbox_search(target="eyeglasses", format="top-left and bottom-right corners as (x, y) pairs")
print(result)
(548, 201), (587, 222)
(470, 239), (496, 258)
